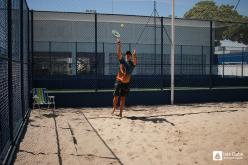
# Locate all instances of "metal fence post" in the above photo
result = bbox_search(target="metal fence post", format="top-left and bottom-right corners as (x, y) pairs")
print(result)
(154, 10), (157, 75)
(242, 47), (244, 77)
(75, 41), (78, 76)
(161, 17), (163, 90)
(209, 20), (213, 88)
(95, 12), (98, 91)
(201, 46), (204, 75)
(8, 0), (13, 144)
(103, 42), (105, 75)
(103, 42), (105, 54)
(180, 45), (183, 75)
(31, 10), (34, 91)
(20, 0), (25, 119)
(49, 41), (52, 76)
(222, 47), (225, 78)
(27, 9), (30, 108)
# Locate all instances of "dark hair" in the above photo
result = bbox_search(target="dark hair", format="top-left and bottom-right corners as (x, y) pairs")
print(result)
(126, 50), (132, 55)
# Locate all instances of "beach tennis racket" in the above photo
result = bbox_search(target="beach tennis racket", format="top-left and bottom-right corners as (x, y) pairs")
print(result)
(112, 29), (120, 38)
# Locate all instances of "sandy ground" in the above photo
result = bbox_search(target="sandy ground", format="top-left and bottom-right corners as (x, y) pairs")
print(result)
(14, 102), (248, 165)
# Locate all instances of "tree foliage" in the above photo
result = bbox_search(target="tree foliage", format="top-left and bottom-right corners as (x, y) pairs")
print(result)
(184, 1), (248, 45)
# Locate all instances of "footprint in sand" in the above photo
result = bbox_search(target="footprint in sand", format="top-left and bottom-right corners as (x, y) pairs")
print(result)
(126, 140), (132, 144)
(142, 146), (146, 152)
(108, 138), (114, 142)
(127, 152), (139, 159)
(155, 154), (162, 159)
(152, 129), (159, 134)
(147, 143), (157, 150)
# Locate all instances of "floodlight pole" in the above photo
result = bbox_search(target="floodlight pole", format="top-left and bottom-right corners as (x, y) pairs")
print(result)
(171, 0), (175, 104)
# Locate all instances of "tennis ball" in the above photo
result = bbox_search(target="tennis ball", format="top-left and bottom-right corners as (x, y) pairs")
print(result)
(121, 23), (124, 28)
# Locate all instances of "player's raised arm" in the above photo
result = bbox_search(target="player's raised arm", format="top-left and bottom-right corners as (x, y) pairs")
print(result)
(132, 48), (137, 66)
(116, 38), (122, 60)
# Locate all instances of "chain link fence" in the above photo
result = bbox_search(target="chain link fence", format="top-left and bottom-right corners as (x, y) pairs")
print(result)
(32, 11), (248, 90)
(0, 0), (31, 163)
(214, 21), (248, 80)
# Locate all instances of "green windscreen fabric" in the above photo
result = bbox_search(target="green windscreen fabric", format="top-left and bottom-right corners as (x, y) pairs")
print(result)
(33, 88), (47, 104)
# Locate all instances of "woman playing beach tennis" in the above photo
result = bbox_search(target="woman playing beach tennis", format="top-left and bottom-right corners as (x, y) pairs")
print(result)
(111, 38), (137, 118)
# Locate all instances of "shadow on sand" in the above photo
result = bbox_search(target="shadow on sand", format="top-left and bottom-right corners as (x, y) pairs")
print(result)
(125, 116), (175, 126)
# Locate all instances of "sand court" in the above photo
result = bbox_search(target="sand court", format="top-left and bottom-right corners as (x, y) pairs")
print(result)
(14, 102), (248, 165)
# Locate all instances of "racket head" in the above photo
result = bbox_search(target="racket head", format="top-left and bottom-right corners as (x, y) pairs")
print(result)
(112, 29), (120, 38)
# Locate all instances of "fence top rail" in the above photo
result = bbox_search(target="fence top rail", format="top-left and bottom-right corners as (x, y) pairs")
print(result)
(32, 10), (248, 25)
(33, 41), (248, 50)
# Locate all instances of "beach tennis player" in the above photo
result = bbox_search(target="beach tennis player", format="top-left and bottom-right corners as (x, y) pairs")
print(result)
(111, 38), (137, 118)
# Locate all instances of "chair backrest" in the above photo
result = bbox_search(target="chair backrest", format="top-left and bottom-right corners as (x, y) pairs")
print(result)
(33, 88), (49, 104)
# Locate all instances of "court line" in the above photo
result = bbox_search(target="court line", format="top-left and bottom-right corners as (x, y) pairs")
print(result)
(81, 112), (124, 165)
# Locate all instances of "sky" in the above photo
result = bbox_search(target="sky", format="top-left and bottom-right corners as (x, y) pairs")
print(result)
(26, 0), (248, 18)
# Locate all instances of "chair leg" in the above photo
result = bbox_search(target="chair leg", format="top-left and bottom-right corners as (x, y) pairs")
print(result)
(51, 104), (54, 114)
(38, 104), (40, 116)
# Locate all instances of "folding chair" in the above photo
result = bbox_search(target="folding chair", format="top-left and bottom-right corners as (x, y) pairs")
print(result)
(32, 88), (56, 112)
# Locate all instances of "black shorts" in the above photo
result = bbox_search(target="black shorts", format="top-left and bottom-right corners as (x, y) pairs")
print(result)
(113, 80), (130, 96)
